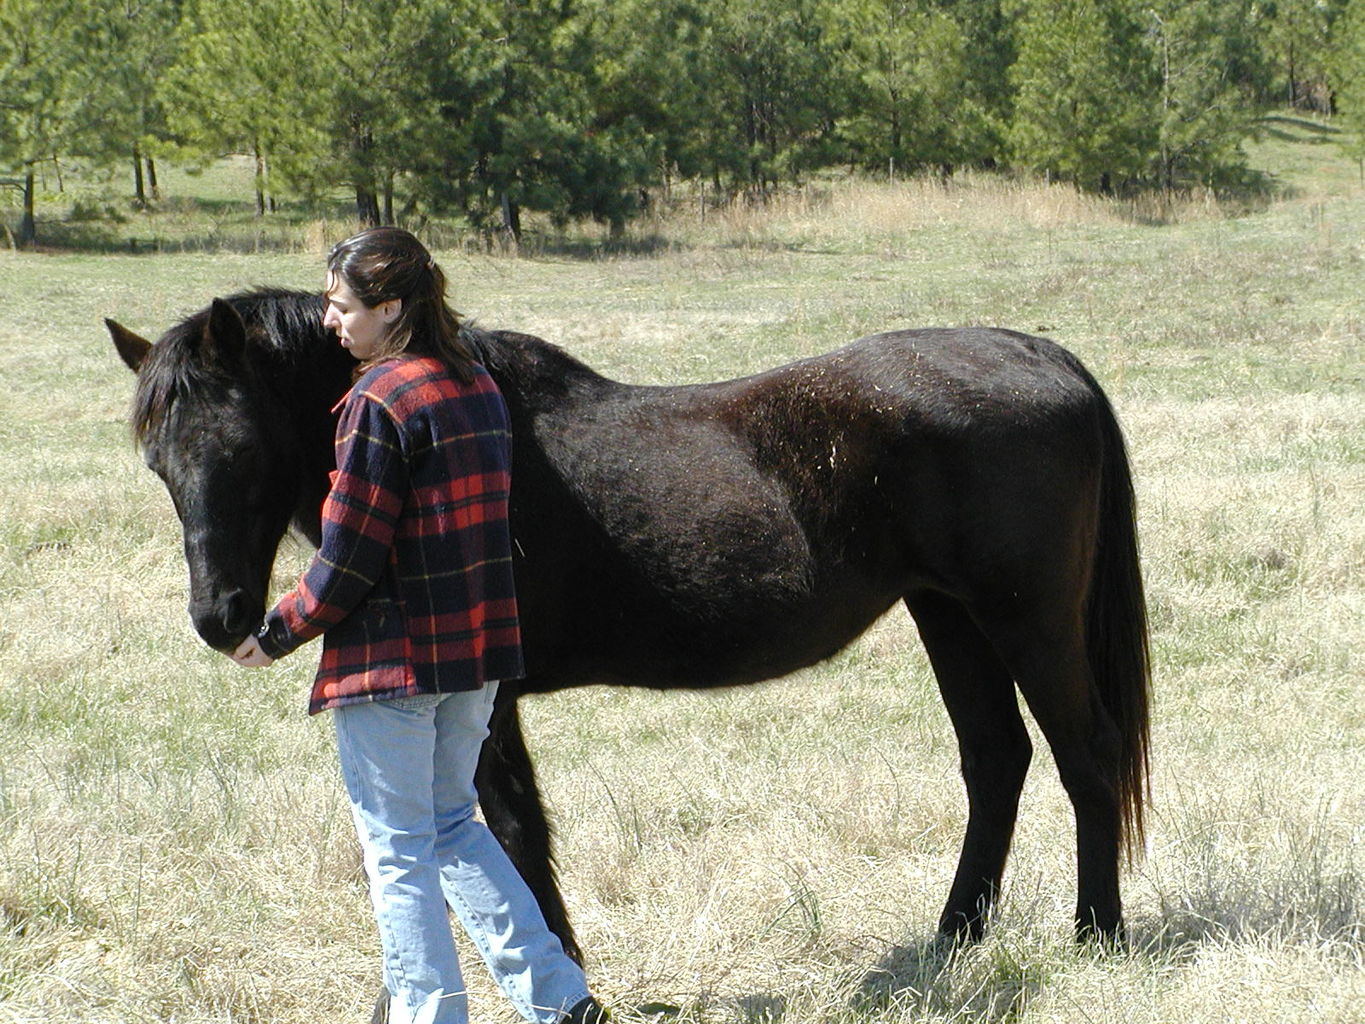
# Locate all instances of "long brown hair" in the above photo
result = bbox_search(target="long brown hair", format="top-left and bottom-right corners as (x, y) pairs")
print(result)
(327, 227), (476, 381)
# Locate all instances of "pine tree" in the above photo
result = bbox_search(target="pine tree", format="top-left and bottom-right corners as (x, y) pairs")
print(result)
(1006, 0), (1156, 191)
(600, 0), (843, 196)
(585, 0), (711, 188)
(103, 0), (186, 207)
(404, 0), (654, 239)
(833, 0), (993, 176)
(164, 0), (330, 216)
(0, 0), (125, 245)
(938, 0), (1016, 148)
(1265, 0), (1350, 111)
(1147, 0), (1261, 190)
(713, 0), (845, 192)
(1331, 0), (1365, 172)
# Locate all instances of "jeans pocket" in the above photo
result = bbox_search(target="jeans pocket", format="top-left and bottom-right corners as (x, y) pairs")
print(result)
(387, 693), (444, 711)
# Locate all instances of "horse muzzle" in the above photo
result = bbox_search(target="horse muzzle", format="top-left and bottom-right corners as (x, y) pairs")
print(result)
(191, 587), (263, 653)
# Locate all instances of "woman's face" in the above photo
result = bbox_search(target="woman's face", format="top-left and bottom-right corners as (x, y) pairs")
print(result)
(323, 273), (400, 361)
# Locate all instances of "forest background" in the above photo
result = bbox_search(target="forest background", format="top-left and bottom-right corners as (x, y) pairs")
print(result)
(7, 0), (1365, 248)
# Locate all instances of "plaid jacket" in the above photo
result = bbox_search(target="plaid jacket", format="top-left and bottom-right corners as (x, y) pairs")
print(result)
(257, 355), (525, 714)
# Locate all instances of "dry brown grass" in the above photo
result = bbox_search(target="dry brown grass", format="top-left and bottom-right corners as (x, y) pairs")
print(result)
(633, 173), (1222, 253)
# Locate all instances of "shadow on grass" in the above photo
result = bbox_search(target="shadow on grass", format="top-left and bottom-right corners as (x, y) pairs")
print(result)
(6, 213), (681, 260)
(621, 887), (1364, 1024)
(0, 156), (1316, 256)
(733, 993), (788, 1023)
(3, 195), (359, 255)
(1128, 890), (1365, 963)
(508, 231), (679, 259)
(854, 935), (1044, 1023)
(1129, 805), (1364, 962)
(848, 876), (1364, 1020)
(1258, 114), (1343, 144)
(620, 940), (1031, 1024)
(626, 994), (790, 1024)
(10, 219), (313, 256)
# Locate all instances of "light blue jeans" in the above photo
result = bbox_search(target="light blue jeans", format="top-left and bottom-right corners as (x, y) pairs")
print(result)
(333, 684), (590, 1024)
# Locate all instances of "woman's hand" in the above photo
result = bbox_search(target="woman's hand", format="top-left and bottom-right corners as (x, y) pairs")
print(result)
(231, 635), (274, 668)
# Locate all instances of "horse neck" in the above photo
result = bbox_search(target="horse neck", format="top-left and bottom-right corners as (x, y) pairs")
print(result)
(242, 296), (353, 539)
(281, 329), (353, 413)
(244, 293), (354, 419)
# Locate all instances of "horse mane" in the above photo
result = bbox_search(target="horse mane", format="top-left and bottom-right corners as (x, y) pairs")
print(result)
(131, 289), (326, 446)
(131, 290), (606, 447)
(459, 323), (611, 404)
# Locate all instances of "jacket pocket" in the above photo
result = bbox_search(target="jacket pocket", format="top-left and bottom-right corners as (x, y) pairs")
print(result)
(332, 596), (408, 662)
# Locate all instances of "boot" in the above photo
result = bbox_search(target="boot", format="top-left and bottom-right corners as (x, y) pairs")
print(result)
(564, 996), (610, 1024)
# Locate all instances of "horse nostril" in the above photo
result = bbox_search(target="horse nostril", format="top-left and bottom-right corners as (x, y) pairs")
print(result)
(219, 589), (255, 640)
(189, 587), (263, 651)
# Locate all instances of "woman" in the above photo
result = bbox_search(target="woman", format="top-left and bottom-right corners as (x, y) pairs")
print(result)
(231, 227), (605, 1024)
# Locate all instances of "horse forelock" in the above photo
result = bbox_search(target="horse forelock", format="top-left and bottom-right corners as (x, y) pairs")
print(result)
(130, 310), (217, 447)
(130, 288), (325, 447)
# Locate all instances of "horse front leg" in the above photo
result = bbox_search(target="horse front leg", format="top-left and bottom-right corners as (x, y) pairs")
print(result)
(477, 685), (584, 964)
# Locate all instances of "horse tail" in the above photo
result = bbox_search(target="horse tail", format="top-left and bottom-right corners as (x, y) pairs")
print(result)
(1085, 378), (1152, 862)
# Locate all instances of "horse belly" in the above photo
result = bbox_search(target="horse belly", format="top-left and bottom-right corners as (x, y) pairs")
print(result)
(521, 430), (904, 688)
(572, 571), (902, 691)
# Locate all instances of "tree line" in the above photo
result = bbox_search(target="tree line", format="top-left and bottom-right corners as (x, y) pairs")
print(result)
(3, 0), (1364, 246)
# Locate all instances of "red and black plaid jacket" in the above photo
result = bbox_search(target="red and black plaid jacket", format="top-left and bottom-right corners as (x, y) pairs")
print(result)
(257, 355), (525, 714)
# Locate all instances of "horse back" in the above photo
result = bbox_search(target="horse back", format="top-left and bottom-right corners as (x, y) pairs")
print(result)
(732, 326), (1107, 583)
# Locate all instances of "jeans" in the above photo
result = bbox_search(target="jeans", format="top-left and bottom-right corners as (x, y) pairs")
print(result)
(333, 684), (590, 1024)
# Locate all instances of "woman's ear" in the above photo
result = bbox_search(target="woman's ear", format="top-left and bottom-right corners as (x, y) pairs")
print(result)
(380, 298), (402, 324)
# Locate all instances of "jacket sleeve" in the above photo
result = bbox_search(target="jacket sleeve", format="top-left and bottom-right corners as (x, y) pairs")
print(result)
(256, 390), (407, 660)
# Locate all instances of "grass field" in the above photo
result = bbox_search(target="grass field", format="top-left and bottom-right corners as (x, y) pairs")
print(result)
(0, 118), (1361, 1023)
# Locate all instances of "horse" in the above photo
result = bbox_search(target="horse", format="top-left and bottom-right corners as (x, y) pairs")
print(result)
(106, 288), (1150, 957)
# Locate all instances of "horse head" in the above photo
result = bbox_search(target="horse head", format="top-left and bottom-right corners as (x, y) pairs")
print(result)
(108, 298), (312, 652)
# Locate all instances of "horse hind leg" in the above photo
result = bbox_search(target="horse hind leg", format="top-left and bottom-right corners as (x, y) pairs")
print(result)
(907, 592), (1033, 943)
(987, 611), (1126, 942)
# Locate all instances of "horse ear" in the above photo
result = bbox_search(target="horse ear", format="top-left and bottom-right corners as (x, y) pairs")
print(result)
(106, 318), (152, 372)
(201, 298), (248, 368)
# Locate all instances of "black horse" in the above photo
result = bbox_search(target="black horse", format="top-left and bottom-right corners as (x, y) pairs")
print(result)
(107, 288), (1150, 955)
